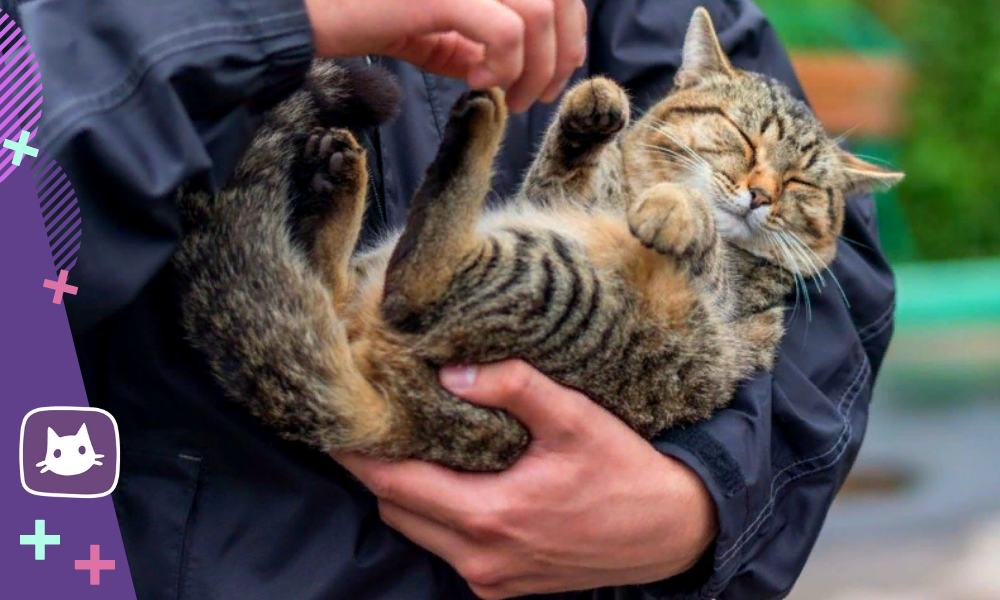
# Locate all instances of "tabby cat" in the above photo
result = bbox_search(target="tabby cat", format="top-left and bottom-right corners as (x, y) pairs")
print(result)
(174, 8), (903, 471)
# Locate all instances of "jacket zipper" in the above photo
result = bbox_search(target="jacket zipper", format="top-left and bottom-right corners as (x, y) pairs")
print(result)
(365, 55), (387, 227)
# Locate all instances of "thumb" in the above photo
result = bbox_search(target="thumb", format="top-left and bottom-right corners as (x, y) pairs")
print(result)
(439, 360), (596, 443)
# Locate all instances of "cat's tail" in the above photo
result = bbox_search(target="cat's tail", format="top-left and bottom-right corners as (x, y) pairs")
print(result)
(303, 58), (402, 131)
(172, 60), (400, 454)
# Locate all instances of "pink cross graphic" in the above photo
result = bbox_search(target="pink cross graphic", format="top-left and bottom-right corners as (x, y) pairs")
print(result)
(42, 269), (78, 304)
(75, 545), (115, 585)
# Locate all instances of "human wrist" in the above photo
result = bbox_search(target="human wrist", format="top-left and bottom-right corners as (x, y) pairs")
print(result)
(302, 0), (344, 56)
(661, 455), (720, 573)
(647, 428), (747, 599)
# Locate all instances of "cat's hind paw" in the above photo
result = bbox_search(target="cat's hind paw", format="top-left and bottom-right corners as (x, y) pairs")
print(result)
(302, 127), (367, 197)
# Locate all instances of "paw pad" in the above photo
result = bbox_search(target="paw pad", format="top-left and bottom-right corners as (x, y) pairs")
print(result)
(301, 127), (365, 195)
(562, 78), (630, 138)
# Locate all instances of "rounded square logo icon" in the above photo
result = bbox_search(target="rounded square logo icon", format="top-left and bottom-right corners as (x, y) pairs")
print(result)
(20, 407), (120, 498)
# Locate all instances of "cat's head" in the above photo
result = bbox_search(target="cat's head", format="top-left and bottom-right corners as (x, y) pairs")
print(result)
(626, 7), (904, 274)
(36, 423), (104, 476)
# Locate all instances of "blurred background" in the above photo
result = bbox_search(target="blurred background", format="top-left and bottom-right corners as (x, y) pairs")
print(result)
(756, 0), (1000, 598)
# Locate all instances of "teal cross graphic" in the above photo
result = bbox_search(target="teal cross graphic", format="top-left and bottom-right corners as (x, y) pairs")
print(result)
(20, 520), (60, 560)
(3, 130), (39, 166)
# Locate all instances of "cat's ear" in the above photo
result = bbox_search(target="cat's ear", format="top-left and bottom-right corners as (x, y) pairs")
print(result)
(836, 147), (905, 195)
(76, 423), (90, 440)
(47, 427), (57, 444)
(675, 7), (736, 88)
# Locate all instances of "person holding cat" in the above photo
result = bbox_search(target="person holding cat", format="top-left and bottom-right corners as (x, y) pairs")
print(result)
(9, 1), (896, 600)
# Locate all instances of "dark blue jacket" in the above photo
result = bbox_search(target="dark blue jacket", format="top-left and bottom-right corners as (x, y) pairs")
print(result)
(10, 0), (895, 598)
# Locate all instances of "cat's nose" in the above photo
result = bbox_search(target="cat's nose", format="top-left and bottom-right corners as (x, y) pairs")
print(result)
(749, 187), (773, 210)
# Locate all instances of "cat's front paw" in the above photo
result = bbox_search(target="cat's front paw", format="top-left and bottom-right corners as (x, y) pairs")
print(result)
(560, 77), (630, 141)
(447, 87), (508, 151)
(302, 127), (367, 197)
(628, 185), (711, 260)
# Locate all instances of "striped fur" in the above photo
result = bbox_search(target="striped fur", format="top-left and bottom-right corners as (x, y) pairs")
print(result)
(173, 9), (903, 471)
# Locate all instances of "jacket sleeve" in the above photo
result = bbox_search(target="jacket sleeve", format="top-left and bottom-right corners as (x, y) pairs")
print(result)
(586, 1), (896, 598)
(13, 0), (315, 336)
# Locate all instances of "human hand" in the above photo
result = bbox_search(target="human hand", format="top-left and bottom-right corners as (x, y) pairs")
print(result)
(334, 360), (718, 599)
(303, 0), (588, 112)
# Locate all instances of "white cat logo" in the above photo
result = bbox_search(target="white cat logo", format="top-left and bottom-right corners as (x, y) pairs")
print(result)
(35, 423), (105, 476)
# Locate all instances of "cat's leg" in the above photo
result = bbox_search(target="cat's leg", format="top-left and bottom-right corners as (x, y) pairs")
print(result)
(628, 182), (721, 279)
(519, 77), (630, 206)
(381, 88), (507, 328)
(290, 127), (369, 311)
(174, 71), (397, 458)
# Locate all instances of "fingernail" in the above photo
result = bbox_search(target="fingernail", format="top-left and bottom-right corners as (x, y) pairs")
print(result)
(468, 65), (495, 89)
(440, 365), (478, 390)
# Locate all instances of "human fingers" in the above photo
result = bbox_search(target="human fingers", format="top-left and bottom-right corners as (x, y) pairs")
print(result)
(334, 452), (495, 526)
(439, 360), (598, 446)
(540, 0), (588, 102)
(499, 0), (557, 112)
(377, 500), (477, 562)
(436, 0), (527, 89)
(384, 32), (486, 80)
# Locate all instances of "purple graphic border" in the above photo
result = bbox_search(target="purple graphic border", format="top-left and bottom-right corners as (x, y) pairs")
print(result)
(0, 10), (43, 185)
(1, 150), (137, 600)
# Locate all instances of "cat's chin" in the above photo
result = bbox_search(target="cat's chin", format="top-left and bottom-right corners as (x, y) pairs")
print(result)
(715, 208), (755, 244)
(717, 222), (789, 269)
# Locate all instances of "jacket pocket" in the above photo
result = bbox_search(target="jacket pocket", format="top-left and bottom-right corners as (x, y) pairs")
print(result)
(112, 448), (204, 600)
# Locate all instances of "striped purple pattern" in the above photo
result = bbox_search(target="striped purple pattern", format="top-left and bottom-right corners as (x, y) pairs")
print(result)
(0, 8), (42, 185)
(31, 152), (80, 273)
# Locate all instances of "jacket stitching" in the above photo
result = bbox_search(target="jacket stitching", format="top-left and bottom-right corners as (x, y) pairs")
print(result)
(857, 300), (896, 339)
(44, 12), (308, 150)
(715, 357), (869, 568)
(44, 11), (304, 126)
(714, 354), (870, 566)
(46, 24), (306, 150)
(859, 312), (895, 344)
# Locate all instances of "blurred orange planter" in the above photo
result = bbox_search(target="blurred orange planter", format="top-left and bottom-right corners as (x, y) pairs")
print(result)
(790, 53), (911, 137)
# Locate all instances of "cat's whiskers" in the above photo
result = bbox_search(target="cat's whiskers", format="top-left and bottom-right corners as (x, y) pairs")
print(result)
(765, 232), (802, 322)
(784, 231), (851, 309)
(839, 235), (874, 251)
(640, 142), (702, 174)
(655, 127), (714, 172)
(770, 231), (812, 322)
(637, 120), (715, 173)
(851, 153), (896, 168)
(778, 231), (827, 290)
(833, 123), (862, 146)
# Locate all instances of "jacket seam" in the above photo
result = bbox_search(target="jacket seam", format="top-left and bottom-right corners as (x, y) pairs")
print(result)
(859, 312), (895, 344)
(858, 300), (896, 341)
(420, 71), (445, 140)
(714, 353), (870, 567)
(43, 11), (305, 124)
(175, 454), (205, 600)
(44, 11), (308, 150)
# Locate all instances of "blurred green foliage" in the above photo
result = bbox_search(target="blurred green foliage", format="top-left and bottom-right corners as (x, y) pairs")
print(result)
(893, 0), (1000, 261)
(757, 0), (901, 53)
(759, 0), (1000, 262)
